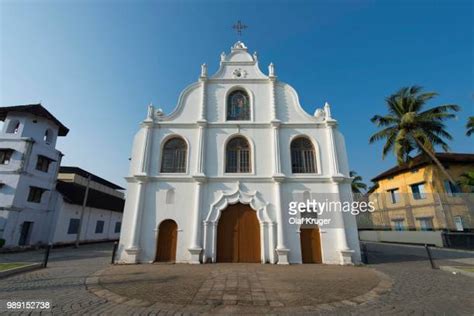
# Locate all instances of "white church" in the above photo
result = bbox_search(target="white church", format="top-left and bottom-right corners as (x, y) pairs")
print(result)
(117, 41), (361, 265)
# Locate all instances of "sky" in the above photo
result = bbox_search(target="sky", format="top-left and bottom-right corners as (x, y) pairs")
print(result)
(1, 0), (473, 189)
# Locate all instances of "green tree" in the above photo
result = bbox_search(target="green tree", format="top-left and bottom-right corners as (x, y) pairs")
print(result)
(369, 86), (460, 184)
(466, 116), (474, 136)
(350, 171), (367, 194)
(458, 171), (474, 192)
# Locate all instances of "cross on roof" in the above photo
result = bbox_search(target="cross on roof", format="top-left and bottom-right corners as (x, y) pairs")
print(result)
(232, 20), (247, 37)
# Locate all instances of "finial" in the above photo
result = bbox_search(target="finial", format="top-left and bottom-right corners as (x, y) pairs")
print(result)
(253, 51), (258, 61)
(324, 102), (332, 119)
(232, 41), (247, 49)
(220, 52), (226, 62)
(146, 103), (155, 122)
(200, 63), (207, 77)
(268, 62), (275, 77)
(314, 108), (324, 118)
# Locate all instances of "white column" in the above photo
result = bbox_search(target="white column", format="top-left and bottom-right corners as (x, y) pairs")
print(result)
(325, 120), (341, 176)
(125, 180), (145, 262)
(274, 178), (289, 264)
(195, 75), (207, 176)
(269, 74), (277, 121)
(270, 78), (283, 177)
(195, 123), (206, 176)
(272, 123), (283, 175)
(332, 181), (354, 264)
(140, 105), (155, 175)
(189, 179), (204, 263)
(188, 73), (207, 263)
(269, 71), (288, 264)
(199, 70), (207, 121)
(125, 105), (154, 262)
(202, 221), (209, 263)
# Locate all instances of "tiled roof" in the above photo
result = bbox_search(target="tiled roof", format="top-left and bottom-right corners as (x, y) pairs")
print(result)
(371, 153), (474, 182)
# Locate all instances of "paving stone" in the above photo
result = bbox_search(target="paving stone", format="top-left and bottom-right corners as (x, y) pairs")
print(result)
(1, 242), (473, 314)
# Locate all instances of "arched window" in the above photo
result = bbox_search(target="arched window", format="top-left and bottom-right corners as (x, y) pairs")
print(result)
(291, 137), (317, 173)
(227, 90), (250, 121)
(226, 136), (251, 173)
(161, 137), (187, 173)
(6, 120), (20, 134)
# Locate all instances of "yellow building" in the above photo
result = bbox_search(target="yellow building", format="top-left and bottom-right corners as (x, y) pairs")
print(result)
(368, 153), (474, 232)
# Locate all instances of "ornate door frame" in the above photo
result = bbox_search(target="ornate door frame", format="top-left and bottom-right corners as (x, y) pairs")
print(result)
(202, 182), (276, 263)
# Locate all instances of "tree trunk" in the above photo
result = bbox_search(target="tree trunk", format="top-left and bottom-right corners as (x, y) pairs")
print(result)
(413, 138), (456, 185)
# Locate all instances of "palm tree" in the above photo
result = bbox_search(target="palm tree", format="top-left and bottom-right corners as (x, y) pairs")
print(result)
(369, 86), (460, 184)
(467, 116), (474, 136)
(350, 171), (367, 194)
(458, 171), (474, 192)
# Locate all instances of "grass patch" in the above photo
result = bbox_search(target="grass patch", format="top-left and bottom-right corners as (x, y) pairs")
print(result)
(455, 266), (474, 273)
(0, 263), (29, 271)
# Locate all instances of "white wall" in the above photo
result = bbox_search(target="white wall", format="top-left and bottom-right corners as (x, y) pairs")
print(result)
(52, 198), (122, 244)
(359, 230), (444, 247)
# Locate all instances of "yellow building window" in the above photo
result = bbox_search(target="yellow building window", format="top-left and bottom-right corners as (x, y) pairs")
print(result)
(410, 182), (426, 200)
(418, 217), (433, 231)
(388, 188), (400, 204)
(392, 219), (405, 231)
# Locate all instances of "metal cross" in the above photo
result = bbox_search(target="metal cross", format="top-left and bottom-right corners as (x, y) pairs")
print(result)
(232, 20), (247, 37)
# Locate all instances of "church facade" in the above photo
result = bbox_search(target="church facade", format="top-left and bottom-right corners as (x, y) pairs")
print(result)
(117, 41), (361, 265)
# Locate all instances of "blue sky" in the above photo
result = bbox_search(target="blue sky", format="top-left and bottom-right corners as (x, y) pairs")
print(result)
(1, 0), (472, 188)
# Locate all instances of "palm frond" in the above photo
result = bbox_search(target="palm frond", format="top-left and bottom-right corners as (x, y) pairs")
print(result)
(369, 127), (397, 144)
(466, 117), (474, 136)
(419, 104), (460, 118)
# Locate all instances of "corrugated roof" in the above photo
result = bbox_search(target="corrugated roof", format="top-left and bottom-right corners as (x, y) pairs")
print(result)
(0, 104), (69, 136)
(371, 153), (474, 182)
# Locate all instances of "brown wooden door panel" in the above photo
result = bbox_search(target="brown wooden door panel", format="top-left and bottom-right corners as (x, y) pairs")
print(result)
(300, 228), (322, 264)
(217, 204), (238, 262)
(311, 228), (322, 263)
(217, 203), (260, 263)
(300, 229), (312, 263)
(156, 220), (178, 262)
(238, 207), (261, 263)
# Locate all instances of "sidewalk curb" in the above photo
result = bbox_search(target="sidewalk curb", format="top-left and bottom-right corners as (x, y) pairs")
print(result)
(0, 262), (43, 279)
(85, 266), (393, 312)
(360, 241), (474, 254)
(440, 266), (474, 278)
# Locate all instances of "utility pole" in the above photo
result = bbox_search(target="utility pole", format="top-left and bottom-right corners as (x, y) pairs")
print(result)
(75, 174), (91, 248)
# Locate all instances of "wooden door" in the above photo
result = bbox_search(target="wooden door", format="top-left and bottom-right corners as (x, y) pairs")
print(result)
(155, 220), (177, 262)
(300, 228), (322, 263)
(217, 203), (261, 263)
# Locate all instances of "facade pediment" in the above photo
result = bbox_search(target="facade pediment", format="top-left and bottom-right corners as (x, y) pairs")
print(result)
(149, 41), (334, 125)
(210, 41), (268, 80)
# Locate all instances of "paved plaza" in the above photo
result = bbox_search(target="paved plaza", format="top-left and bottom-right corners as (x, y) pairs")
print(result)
(0, 242), (473, 315)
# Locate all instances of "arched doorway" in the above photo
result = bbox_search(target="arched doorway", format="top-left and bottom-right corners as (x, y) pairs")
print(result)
(155, 219), (178, 262)
(217, 203), (261, 263)
(300, 228), (322, 263)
